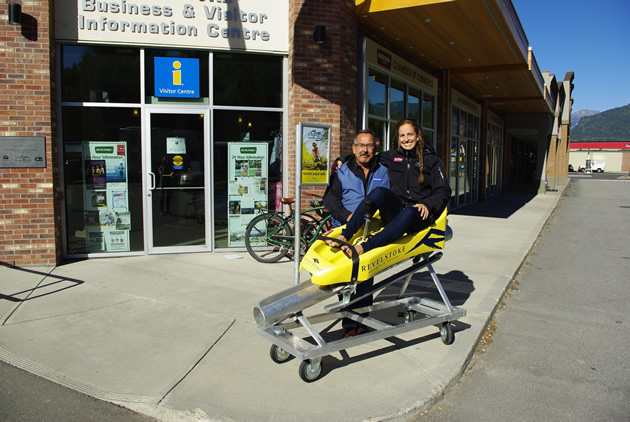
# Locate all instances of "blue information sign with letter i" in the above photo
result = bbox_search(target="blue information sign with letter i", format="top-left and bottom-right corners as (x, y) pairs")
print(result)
(154, 57), (200, 98)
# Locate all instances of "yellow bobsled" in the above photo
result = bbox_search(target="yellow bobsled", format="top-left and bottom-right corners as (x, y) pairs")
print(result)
(300, 208), (449, 286)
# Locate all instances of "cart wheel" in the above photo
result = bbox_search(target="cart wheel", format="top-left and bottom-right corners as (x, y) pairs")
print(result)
(269, 344), (293, 364)
(299, 359), (323, 383)
(440, 323), (454, 345)
(404, 311), (416, 323)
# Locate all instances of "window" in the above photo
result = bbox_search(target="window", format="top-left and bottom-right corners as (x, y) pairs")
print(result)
(367, 118), (386, 151)
(59, 45), (285, 254)
(422, 94), (434, 129)
(61, 45), (140, 103)
(450, 105), (481, 208)
(390, 79), (405, 121)
(214, 53), (282, 107)
(407, 87), (421, 123)
(368, 70), (387, 117)
(366, 68), (436, 150)
(213, 110), (283, 248)
(62, 107), (143, 254)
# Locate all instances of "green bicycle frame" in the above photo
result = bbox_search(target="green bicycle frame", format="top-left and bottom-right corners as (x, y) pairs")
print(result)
(264, 207), (332, 249)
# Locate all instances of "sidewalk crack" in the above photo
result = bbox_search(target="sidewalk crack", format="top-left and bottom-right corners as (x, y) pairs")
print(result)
(157, 318), (236, 404)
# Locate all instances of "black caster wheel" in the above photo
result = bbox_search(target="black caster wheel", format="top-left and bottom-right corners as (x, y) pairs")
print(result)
(270, 344), (293, 364)
(440, 322), (454, 345)
(404, 310), (417, 323)
(299, 359), (322, 382)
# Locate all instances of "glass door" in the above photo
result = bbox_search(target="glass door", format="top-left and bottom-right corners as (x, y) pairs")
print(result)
(145, 110), (210, 253)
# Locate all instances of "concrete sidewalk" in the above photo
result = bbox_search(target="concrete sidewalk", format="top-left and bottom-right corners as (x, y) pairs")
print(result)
(0, 189), (563, 422)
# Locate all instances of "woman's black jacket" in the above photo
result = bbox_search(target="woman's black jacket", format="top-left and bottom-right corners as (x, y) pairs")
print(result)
(377, 144), (451, 218)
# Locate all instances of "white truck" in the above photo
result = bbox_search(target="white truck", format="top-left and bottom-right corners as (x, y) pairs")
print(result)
(579, 160), (605, 173)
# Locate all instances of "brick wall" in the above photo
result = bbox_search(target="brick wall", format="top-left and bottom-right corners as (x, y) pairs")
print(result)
(0, 1), (58, 266)
(288, 0), (358, 211)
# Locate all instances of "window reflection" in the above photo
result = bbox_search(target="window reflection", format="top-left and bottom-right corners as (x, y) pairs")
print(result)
(367, 118), (385, 152)
(367, 69), (434, 150)
(214, 53), (282, 107)
(390, 79), (405, 121)
(368, 70), (387, 117)
(61, 45), (140, 103)
(423, 94), (434, 129)
(407, 87), (421, 123)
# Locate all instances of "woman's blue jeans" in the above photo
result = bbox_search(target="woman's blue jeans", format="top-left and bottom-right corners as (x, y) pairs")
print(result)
(341, 187), (429, 253)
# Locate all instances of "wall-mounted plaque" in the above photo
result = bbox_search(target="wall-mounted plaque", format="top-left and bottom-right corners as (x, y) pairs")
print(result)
(0, 137), (46, 168)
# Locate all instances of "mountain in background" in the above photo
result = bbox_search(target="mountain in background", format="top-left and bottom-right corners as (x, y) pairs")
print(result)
(571, 109), (599, 128)
(571, 104), (630, 141)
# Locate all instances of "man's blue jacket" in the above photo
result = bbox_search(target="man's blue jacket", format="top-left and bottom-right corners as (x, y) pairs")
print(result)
(323, 156), (389, 227)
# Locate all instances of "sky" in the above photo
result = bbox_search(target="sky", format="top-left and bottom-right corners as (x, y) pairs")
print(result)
(512, 0), (630, 113)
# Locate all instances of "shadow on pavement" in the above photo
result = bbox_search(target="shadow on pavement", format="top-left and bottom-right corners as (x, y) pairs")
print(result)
(0, 264), (84, 303)
(313, 318), (471, 380)
(451, 192), (536, 218)
(290, 269), (474, 380)
(377, 270), (475, 307)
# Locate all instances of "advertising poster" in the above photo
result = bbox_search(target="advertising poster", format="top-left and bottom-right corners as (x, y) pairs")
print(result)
(227, 143), (268, 247)
(300, 123), (330, 185)
(82, 141), (130, 252)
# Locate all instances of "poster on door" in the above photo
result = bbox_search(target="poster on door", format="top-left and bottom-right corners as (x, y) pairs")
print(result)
(82, 141), (130, 252)
(227, 143), (268, 247)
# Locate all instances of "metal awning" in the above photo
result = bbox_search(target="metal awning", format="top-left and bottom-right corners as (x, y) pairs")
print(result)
(356, 0), (554, 115)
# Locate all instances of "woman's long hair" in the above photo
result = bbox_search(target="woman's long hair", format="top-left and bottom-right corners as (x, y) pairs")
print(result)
(396, 118), (425, 183)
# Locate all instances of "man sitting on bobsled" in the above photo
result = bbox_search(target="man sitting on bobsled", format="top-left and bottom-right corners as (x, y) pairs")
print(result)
(327, 118), (451, 257)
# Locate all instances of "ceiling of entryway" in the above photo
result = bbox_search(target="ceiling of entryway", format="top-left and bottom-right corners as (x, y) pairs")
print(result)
(356, 0), (557, 116)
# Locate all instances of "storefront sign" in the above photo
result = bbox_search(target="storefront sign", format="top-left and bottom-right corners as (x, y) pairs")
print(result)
(154, 57), (200, 98)
(299, 123), (330, 185)
(365, 38), (437, 95)
(55, 0), (289, 53)
(0, 137), (46, 168)
(452, 89), (481, 116)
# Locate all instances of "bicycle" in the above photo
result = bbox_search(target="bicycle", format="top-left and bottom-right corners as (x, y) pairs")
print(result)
(244, 193), (333, 263)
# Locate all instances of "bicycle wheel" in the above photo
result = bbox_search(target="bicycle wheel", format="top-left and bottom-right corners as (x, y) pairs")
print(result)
(245, 214), (292, 263)
(312, 207), (334, 233)
(299, 214), (320, 255)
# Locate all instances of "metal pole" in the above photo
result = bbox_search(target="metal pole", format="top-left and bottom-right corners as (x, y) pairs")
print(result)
(294, 124), (301, 285)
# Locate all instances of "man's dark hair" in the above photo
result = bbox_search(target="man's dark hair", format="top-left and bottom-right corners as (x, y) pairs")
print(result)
(355, 129), (375, 142)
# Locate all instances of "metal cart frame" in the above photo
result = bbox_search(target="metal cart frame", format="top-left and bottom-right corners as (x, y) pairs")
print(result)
(257, 252), (466, 382)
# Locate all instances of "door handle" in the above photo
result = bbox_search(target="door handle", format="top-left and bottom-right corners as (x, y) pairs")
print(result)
(148, 172), (156, 191)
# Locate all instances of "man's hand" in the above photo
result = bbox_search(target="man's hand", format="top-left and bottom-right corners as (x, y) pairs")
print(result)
(413, 203), (429, 220)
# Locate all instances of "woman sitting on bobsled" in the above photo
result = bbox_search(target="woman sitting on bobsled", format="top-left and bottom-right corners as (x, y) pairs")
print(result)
(327, 118), (451, 257)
